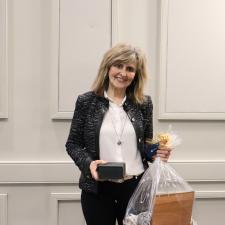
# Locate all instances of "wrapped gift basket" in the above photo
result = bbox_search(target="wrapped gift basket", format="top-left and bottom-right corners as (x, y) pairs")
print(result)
(123, 130), (198, 225)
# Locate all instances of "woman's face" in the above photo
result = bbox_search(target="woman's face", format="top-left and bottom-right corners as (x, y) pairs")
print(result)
(108, 63), (136, 91)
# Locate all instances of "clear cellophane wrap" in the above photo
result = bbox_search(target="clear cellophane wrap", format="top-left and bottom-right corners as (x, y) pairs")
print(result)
(123, 131), (198, 225)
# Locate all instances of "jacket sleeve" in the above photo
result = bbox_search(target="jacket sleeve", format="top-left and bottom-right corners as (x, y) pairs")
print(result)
(142, 95), (154, 161)
(143, 95), (153, 141)
(65, 95), (93, 178)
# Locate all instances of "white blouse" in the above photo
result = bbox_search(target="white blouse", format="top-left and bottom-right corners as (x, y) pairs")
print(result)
(99, 92), (144, 176)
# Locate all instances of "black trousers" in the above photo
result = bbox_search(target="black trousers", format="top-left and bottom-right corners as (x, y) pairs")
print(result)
(81, 174), (142, 225)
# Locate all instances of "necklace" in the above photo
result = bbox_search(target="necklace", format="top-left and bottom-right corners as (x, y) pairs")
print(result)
(109, 107), (128, 145)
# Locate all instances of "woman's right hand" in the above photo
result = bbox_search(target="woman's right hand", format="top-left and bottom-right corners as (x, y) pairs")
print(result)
(89, 160), (107, 180)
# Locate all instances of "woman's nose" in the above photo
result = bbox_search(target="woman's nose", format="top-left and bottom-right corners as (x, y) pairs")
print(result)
(119, 67), (126, 76)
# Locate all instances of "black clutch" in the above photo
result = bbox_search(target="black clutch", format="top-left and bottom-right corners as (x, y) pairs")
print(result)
(97, 162), (126, 180)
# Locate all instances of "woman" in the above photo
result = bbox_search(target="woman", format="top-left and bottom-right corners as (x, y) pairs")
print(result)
(65, 43), (171, 225)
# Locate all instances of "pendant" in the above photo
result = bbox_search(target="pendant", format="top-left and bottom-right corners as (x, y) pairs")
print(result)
(117, 140), (122, 145)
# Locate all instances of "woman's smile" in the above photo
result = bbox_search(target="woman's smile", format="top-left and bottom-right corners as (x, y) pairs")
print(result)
(114, 74), (128, 82)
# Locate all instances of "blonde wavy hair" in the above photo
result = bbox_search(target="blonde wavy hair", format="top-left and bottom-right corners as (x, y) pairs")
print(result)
(92, 43), (148, 104)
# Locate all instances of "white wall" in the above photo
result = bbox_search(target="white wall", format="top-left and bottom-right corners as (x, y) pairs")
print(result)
(0, 0), (225, 225)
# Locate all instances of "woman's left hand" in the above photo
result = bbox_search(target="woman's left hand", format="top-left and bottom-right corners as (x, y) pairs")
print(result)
(153, 145), (172, 162)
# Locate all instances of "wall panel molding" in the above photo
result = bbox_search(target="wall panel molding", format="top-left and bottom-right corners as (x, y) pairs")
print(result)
(158, 0), (225, 120)
(196, 191), (225, 199)
(50, 192), (84, 225)
(0, 160), (224, 184)
(169, 160), (225, 182)
(111, 0), (119, 45)
(0, 0), (8, 118)
(0, 194), (8, 225)
(0, 161), (80, 184)
(51, 0), (118, 120)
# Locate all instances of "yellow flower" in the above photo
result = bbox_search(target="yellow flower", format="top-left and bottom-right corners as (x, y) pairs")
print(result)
(157, 133), (171, 147)
(146, 133), (172, 147)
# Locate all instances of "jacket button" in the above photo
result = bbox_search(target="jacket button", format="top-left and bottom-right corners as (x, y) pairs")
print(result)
(131, 118), (135, 122)
(138, 138), (142, 143)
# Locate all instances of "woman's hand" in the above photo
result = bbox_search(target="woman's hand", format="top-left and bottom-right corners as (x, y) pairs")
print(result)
(89, 160), (107, 180)
(153, 145), (172, 162)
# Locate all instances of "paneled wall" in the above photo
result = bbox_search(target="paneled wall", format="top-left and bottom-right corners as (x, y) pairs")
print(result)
(0, 0), (225, 225)
(0, 0), (8, 118)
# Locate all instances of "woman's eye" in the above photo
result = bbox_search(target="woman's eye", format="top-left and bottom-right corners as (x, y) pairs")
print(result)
(116, 64), (123, 69)
(127, 67), (135, 72)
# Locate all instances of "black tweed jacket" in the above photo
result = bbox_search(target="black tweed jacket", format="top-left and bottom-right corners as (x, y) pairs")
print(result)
(65, 91), (153, 194)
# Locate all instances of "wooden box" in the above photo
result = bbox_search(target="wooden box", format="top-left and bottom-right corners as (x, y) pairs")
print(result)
(151, 191), (194, 225)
